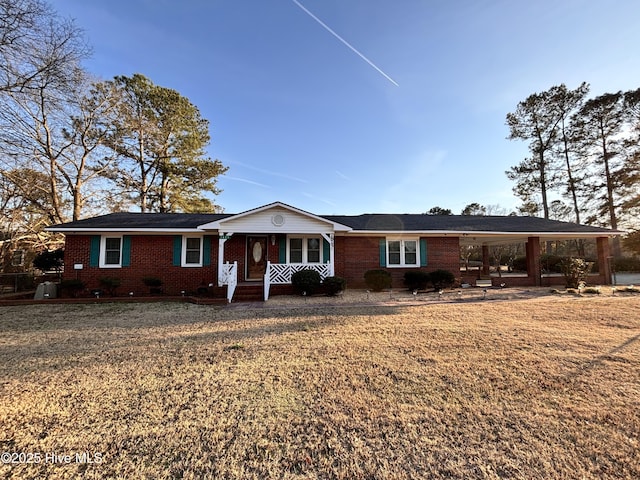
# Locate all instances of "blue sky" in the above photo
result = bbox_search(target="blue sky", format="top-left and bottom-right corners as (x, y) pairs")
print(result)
(52, 0), (640, 215)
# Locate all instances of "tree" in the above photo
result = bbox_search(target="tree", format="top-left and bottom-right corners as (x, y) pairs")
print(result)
(622, 88), (640, 218)
(573, 92), (626, 255)
(104, 74), (227, 212)
(425, 206), (452, 215)
(461, 203), (486, 216)
(506, 86), (567, 219)
(0, 0), (89, 94)
(552, 83), (590, 224)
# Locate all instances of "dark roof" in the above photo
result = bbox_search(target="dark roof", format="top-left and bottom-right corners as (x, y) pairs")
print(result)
(321, 214), (617, 234)
(50, 212), (230, 230)
(49, 211), (619, 235)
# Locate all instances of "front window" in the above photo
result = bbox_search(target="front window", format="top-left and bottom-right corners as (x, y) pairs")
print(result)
(183, 237), (203, 266)
(288, 236), (322, 264)
(387, 238), (419, 267)
(100, 237), (122, 268)
(307, 238), (320, 263)
(289, 238), (303, 263)
(11, 250), (24, 267)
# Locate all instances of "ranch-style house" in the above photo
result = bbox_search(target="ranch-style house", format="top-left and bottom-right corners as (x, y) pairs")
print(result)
(48, 201), (621, 301)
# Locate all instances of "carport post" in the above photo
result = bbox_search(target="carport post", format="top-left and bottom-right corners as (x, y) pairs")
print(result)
(596, 237), (612, 285)
(526, 237), (541, 286)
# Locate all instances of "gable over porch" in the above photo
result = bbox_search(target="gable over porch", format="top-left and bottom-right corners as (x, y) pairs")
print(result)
(198, 202), (351, 299)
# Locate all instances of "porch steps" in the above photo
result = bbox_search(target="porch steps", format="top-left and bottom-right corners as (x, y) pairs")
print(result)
(232, 284), (264, 302)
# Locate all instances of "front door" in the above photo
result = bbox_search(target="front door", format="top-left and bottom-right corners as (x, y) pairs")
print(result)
(246, 236), (267, 280)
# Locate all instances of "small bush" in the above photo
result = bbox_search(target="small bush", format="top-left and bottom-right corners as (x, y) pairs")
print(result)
(33, 248), (64, 272)
(540, 254), (565, 274)
(429, 269), (456, 290)
(512, 256), (527, 272)
(142, 276), (163, 294)
(560, 257), (591, 289)
(60, 279), (84, 297)
(614, 256), (640, 272)
(323, 276), (346, 296)
(364, 269), (392, 292)
(291, 269), (322, 295)
(404, 271), (431, 291)
(99, 277), (121, 296)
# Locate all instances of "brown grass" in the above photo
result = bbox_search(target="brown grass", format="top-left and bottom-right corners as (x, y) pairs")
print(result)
(1, 295), (639, 479)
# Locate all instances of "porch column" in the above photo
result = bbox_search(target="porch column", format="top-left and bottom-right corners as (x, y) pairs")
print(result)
(526, 236), (541, 286)
(321, 233), (335, 277)
(596, 237), (612, 285)
(217, 233), (233, 285)
(481, 245), (490, 276)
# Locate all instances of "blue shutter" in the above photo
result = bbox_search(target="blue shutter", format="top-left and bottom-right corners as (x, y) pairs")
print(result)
(379, 239), (387, 267)
(89, 236), (100, 267)
(420, 238), (427, 267)
(173, 236), (182, 266)
(203, 236), (211, 266)
(122, 236), (131, 267)
(322, 238), (330, 263)
(279, 237), (286, 263)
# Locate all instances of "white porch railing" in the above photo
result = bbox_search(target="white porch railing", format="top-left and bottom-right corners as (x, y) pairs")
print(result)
(220, 261), (238, 303)
(264, 261), (331, 300)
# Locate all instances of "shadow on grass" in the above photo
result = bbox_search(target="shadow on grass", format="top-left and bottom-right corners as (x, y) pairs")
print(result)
(0, 303), (406, 379)
(564, 332), (640, 380)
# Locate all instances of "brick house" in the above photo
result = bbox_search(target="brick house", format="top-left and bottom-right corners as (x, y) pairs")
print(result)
(47, 201), (621, 300)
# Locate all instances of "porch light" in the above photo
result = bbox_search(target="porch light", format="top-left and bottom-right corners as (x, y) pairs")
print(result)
(271, 235), (276, 246)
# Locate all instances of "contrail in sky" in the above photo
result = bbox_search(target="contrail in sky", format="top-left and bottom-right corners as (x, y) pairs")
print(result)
(291, 0), (399, 87)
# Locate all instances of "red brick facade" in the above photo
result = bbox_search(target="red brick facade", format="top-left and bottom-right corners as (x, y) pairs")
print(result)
(62, 233), (463, 295)
(63, 235), (218, 296)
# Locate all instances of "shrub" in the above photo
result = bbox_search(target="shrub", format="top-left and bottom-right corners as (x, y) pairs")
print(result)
(364, 269), (392, 292)
(99, 277), (121, 296)
(429, 269), (456, 290)
(403, 271), (431, 291)
(560, 257), (591, 289)
(142, 276), (163, 294)
(60, 279), (84, 297)
(540, 254), (564, 274)
(323, 276), (346, 296)
(512, 256), (527, 272)
(33, 248), (64, 273)
(614, 256), (640, 272)
(291, 269), (322, 295)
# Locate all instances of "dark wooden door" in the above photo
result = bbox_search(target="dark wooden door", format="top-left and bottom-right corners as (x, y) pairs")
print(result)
(247, 236), (267, 280)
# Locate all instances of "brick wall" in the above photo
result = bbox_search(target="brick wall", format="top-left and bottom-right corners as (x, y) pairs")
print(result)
(335, 236), (461, 288)
(62, 233), (463, 295)
(63, 235), (218, 296)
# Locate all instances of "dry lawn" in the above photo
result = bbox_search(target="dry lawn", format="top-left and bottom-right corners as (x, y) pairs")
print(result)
(0, 294), (639, 479)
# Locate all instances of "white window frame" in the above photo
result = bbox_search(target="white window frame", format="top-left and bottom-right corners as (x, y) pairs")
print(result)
(100, 236), (123, 268)
(287, 236), (323, 264)
(11, 249), (25, 267)
(182, 236), (203, 267)
(386, 238), (420, 268)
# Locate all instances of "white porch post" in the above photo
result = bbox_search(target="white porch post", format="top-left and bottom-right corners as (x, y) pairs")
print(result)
(217, 233), (233, 285)
(321, 232), (335, 277)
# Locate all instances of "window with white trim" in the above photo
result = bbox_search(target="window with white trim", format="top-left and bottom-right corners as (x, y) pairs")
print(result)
(387, 239), (419, 267)
(183, 236), (203, 267)
(100, 236), (122, 268)
(288, 236), (322, 264)
(11, 249), (24, 266)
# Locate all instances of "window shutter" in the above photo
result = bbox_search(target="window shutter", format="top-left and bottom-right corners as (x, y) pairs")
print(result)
(322, 238), (330, 263)
(379, 239), (387, 267)
(279, 237), (286, 263)
(203, 236), (211, 266)
(89, 236), (100, 267)
(173, 236), (182, 266)
(122, 236), (131, 267)
(420, 238), (427, 267)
